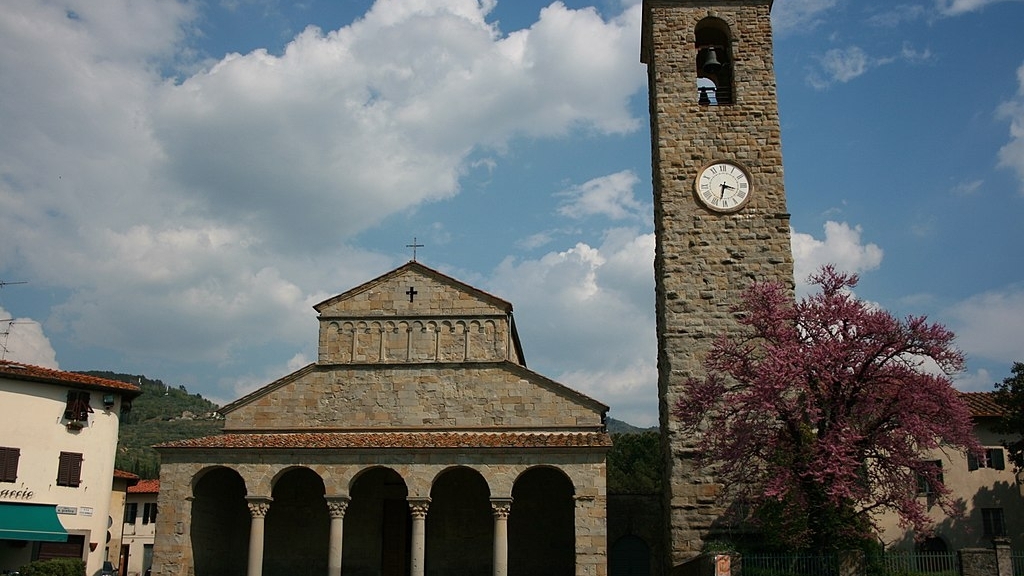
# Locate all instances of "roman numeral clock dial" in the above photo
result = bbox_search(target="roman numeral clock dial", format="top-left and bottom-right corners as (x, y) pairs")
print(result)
(695, 161), (753, 213)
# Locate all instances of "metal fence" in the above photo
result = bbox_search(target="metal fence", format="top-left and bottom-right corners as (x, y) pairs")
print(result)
(1012, 551), (1024, 576)
(739, 552), (960, 576)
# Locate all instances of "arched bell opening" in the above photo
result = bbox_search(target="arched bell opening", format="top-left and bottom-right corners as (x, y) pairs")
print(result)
(695, 18), (733, 105)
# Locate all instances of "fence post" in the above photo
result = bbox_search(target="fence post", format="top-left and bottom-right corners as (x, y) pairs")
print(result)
(839, 550), (864, 576)
(994, 538), (1011, 576)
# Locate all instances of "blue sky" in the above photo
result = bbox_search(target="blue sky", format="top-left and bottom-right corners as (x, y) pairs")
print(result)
(1, 0), (1022, 427)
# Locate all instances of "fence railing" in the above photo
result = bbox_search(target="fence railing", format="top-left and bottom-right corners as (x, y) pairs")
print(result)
(738, 552), (960, 576)
(1012, 551), (1024, 576)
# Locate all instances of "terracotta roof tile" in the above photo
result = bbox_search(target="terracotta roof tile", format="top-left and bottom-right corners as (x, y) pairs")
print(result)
(157, 431), (611, 450)
(114, 469), (140, 481)
(960, 391), (1006, 418)
(128, 479), (160, 494)
(0, 361), (141, 397)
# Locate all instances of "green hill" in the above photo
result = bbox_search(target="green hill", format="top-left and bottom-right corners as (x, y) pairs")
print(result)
(79, 372), (223, 479)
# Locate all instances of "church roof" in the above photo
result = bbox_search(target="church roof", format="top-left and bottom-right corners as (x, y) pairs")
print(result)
(156, 431), (612, 450)
(313, 260), (512, 314)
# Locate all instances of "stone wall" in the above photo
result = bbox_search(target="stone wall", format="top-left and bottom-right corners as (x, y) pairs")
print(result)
(222, 363), (605, 431)
(642, 0), (795, 567)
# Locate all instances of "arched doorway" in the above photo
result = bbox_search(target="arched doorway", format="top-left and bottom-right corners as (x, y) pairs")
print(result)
(426, 466), (492, 576)
(264, 467), (329, 576)
(610, 535), (651, 576)
(509, 467), (575, 576)
(191, 467), (249, 576)
(344, 467), (410, 576)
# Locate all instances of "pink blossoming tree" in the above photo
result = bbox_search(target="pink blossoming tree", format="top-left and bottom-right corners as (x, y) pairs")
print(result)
(674, 266), (979, 551)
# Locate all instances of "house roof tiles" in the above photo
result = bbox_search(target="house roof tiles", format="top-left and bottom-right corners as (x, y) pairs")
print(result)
(0, 360), (141, 398)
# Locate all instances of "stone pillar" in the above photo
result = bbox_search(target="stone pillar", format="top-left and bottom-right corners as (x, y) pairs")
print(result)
(491, 498), (513, 576)
(409, 498), (430, 576)
(994, 538), (1012, 576)
(325, 496), (350, 576)
(245, 496), (272, 576)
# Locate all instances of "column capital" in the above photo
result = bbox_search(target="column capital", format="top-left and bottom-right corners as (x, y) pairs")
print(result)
(324, 496), (351, 519)
(408, 497), (431, 519)
(490, 498), (513, 518)
(245, 496), (273, 518)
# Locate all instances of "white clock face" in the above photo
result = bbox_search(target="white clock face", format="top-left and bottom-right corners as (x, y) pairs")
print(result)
(695, 161), (752, 212)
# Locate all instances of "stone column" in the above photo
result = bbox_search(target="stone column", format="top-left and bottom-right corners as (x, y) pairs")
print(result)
(408, 498), (431, 576)
(490, 499), (512, 576)
(245, 496), (272, 576)
(325, 496), (350, 576)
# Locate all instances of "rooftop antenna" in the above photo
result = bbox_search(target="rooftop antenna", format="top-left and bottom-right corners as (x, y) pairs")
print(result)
(0, 280), (30, 361)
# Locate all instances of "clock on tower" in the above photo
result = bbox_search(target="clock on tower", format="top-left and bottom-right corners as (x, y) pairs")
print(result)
(641, 0), (795, 568)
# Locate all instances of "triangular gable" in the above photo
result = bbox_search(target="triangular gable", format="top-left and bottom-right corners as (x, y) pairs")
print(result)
(314, 261), (512, 317)
(218, 361), (607, 432)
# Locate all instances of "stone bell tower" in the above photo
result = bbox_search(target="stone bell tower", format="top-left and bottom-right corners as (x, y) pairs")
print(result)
(640, 0), (795, 567)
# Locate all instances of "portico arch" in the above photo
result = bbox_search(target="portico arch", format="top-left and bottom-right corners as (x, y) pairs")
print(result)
(264, 467), (329, 576)
(344, 467), (410, 576)
(426, 466), (492, 576)
(509, 466), (575, 576)
(191, 466), (249, 576)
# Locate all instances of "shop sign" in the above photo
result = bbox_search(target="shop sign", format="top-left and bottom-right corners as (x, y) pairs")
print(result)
(0, 488), (35, 500)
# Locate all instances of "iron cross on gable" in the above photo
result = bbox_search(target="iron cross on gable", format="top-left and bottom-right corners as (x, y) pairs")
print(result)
(406, 237), (424, 262)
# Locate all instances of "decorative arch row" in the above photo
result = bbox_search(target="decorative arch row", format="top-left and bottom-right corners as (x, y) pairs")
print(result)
(189, 463), (581, 576)
(320, 318), (509, 364)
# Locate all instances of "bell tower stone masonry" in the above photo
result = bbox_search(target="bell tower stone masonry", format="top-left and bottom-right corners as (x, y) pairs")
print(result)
(640, 0), (795, 567)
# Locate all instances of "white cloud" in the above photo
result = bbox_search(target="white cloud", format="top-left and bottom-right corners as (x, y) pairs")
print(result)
(935, 0), (1024, 16)
(997, 62), (1024, 194)
(488, 229), (658, 427)
(557, 170), (646, 221)
(945, 286), (1024, 365)
(771, 0), (840, 36)
(807, 44), (933, 89)
(791, 222), (884, 294)
(0, 0), (646, 373)
(0, 306), (59, 369)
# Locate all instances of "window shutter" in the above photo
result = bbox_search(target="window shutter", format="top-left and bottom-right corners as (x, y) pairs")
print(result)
(968, 452), (979, 471)
(57, 452), (83, 487)
(0, 447), (19, 482)
(991, 448), (1006, 471)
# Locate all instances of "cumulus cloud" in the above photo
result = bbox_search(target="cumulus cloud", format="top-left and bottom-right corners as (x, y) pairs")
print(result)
(557, 171), (647, 221)
(945, 286), (1024, 365)
(997, 62), (1024, 194)
(0, 0), (646, 380)
(791, 222), (884, 294)
(488, 229), (658, 427)
(0, 306), (59, 369)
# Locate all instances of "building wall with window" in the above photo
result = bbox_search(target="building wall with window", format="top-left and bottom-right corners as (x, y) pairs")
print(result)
(877, 392), (1024, 551)
(120, 480), (158, 576)
(0, 361), (140, 576)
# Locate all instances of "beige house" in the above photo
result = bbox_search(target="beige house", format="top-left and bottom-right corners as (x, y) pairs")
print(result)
(0, 361), (140, 575)
(152, 261), (611, 576)
(119, 479), (159, 576)
(877, 392), (1023, 551)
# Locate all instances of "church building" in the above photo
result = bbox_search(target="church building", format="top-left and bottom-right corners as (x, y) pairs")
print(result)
(151, 261), (611, 576)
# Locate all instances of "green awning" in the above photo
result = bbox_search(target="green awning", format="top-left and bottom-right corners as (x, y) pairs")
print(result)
(0, 503), (68, 542)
